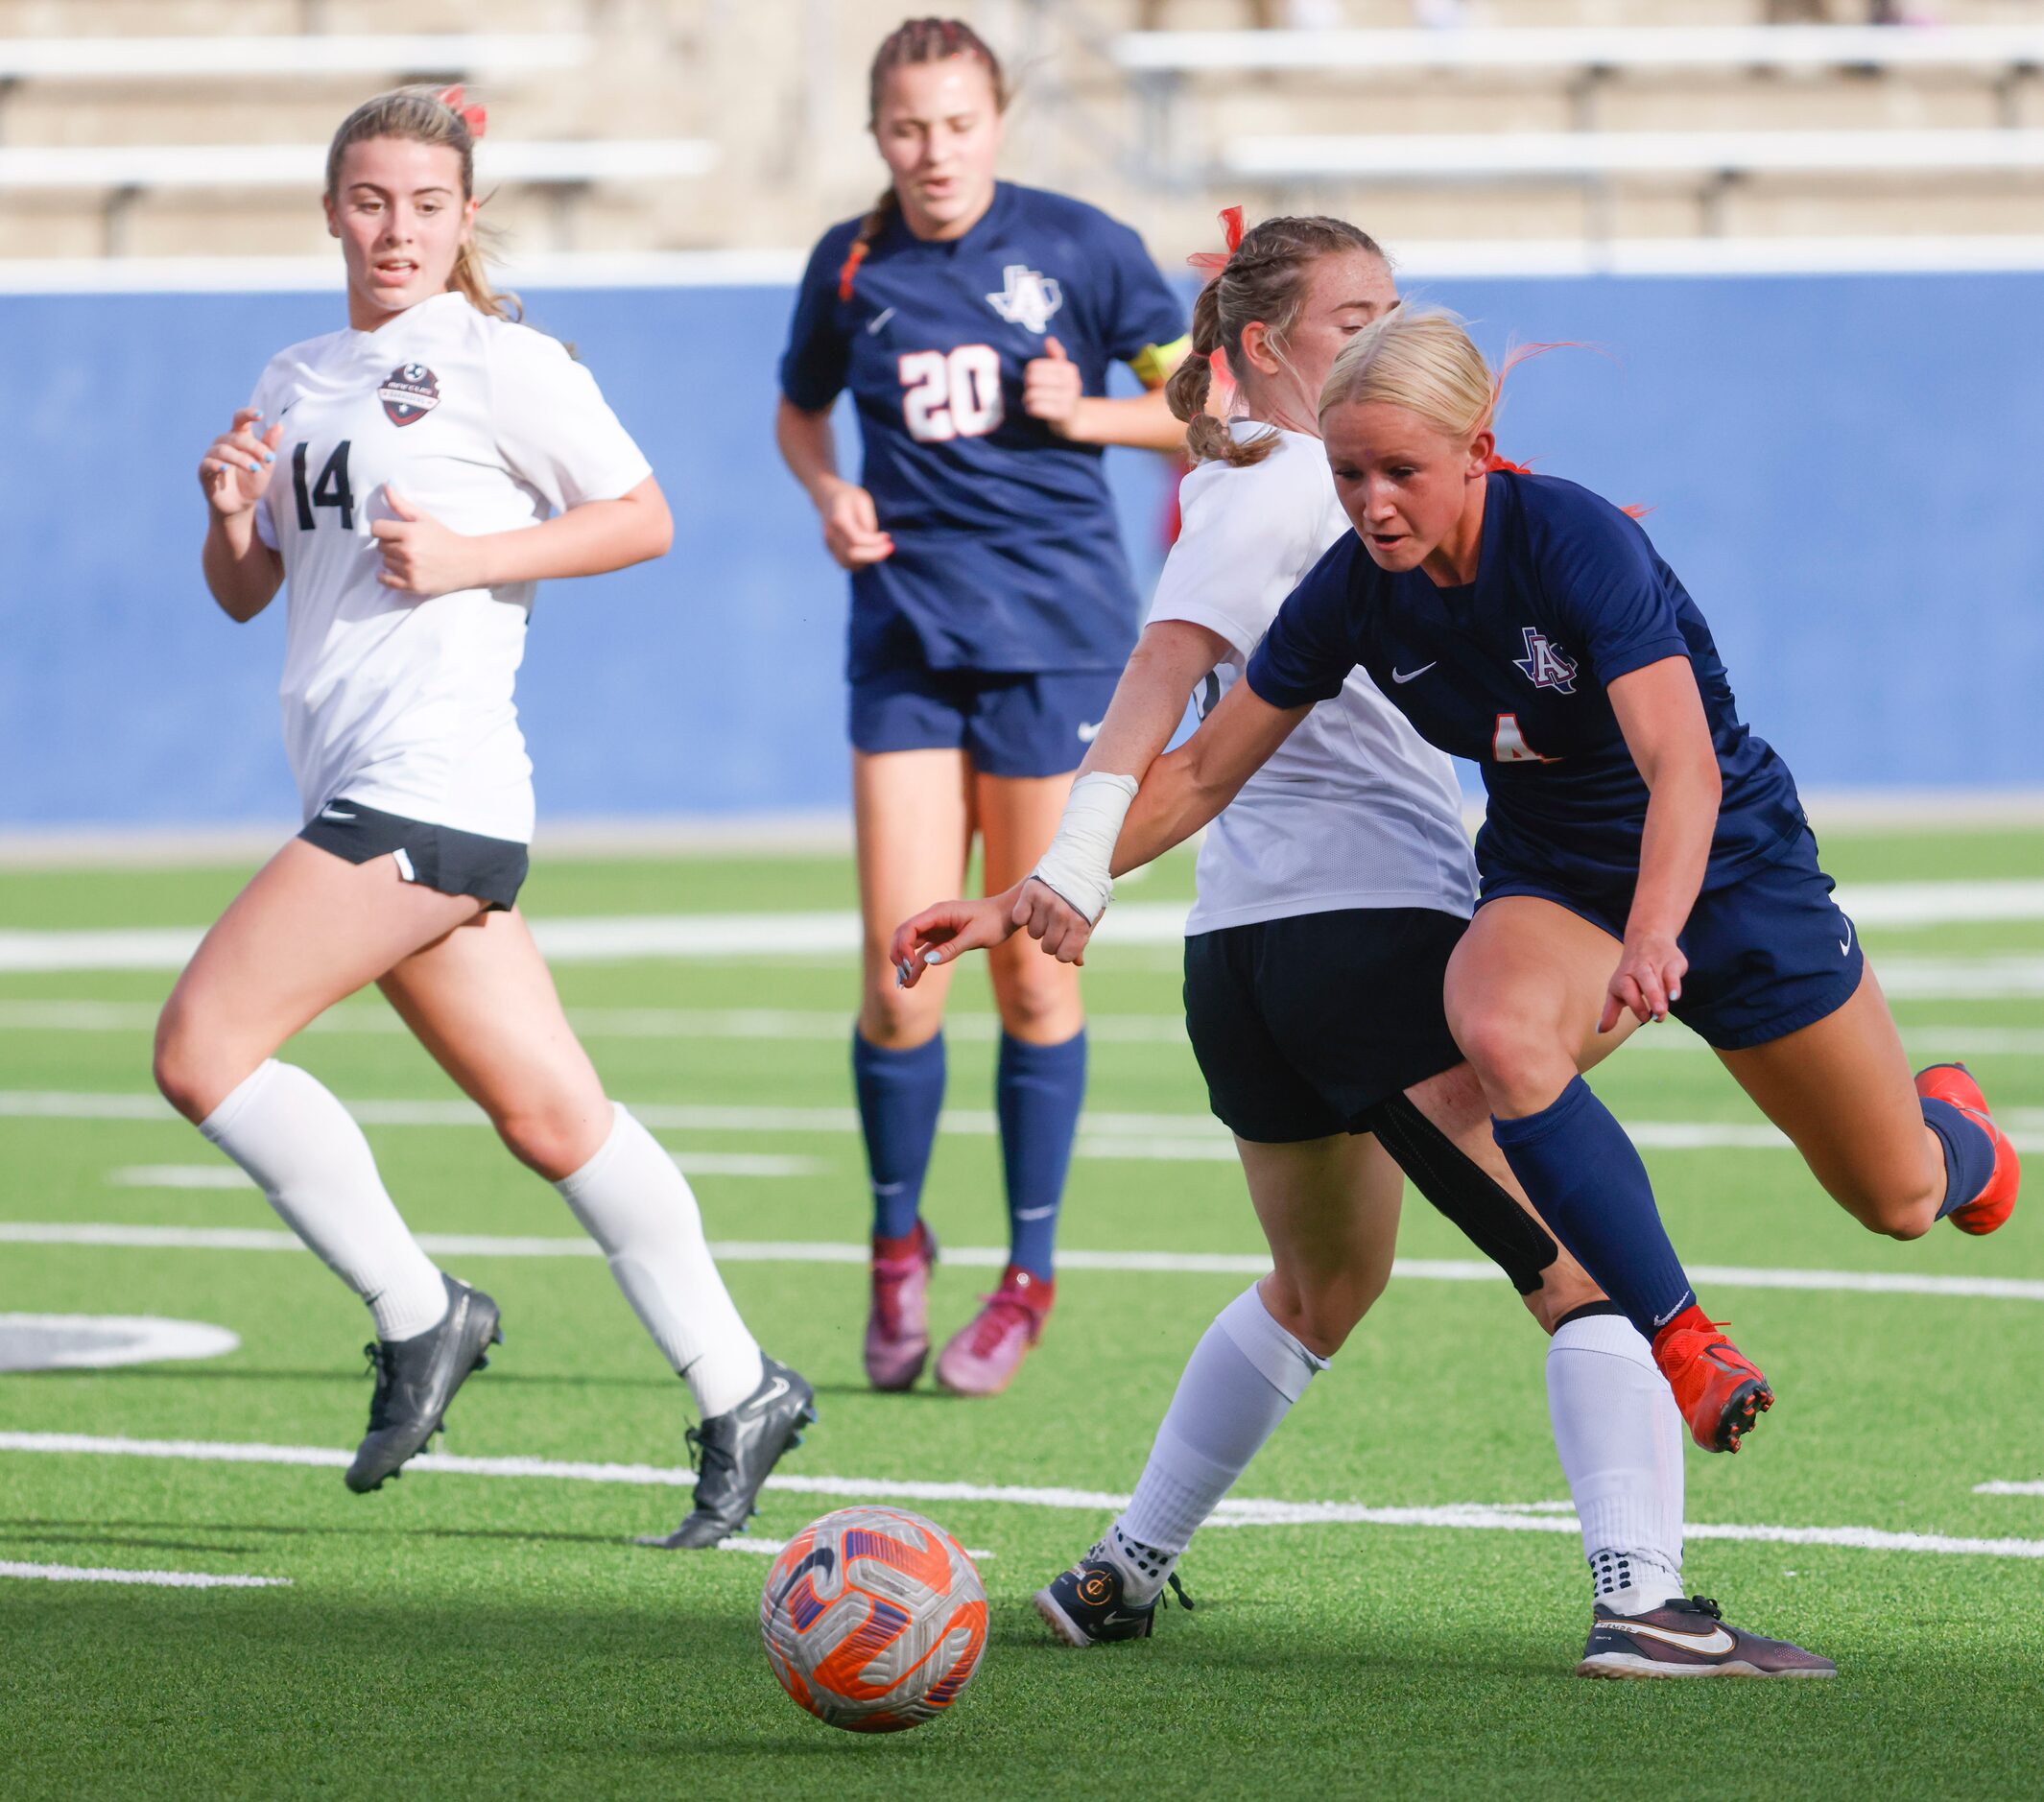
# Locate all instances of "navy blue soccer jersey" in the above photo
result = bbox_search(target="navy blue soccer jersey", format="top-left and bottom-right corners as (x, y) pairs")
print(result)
(780, 182), (1186, 679)
(1246, 470), (1808, 897)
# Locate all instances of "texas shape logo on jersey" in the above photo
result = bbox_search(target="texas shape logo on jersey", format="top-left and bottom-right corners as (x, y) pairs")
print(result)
(1514, 627), (1579, 694)
(986, 265), (1063, 335)
(378, 363), (440, 427)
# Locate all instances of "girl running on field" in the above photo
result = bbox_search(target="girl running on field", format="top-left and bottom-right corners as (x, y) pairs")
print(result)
(159, 86), (810, 1547)
(776, 18), (1190, 1396)
(894, 215), (1828, 1678)
(904, 305), (2018, 1464)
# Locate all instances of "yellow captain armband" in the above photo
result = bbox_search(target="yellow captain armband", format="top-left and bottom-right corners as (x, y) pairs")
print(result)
(1129, 335), (1192, 390)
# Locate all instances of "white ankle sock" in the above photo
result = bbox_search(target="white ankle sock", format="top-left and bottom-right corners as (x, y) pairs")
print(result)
(555, 1103), (763, 1417)
(1546, 1310), (1686, 1616)
(1115, 1285), (1328, 1600)
(200, 1060), (448, 1342)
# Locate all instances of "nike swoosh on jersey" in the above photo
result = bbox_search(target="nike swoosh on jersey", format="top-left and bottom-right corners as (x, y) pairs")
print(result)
(1391, 663), (1438, 684)
(867, 307), (896, 337)
(1076, 721), (1102, 742)
(1601, 1620), (1739, 1657)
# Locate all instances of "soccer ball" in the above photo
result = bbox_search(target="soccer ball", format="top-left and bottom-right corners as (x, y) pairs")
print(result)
(759, 1506), (988, 1733)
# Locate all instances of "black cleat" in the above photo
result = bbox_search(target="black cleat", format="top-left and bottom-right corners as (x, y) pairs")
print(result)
(637, 1356), (815, 1550)
(345, 1275), (501, 1494)
(1034, 1543), (1193, 1647)
(1577, 1595), (1837, 1679)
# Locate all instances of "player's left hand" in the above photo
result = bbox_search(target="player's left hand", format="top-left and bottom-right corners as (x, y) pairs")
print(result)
(371, 484), (480, 596)
(1023, 337), (1084, 435)
(1601, 929), (1686, 1032)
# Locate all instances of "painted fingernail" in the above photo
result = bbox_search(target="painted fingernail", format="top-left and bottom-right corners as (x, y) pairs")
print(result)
(926, 949), (944, 965)
(262, 453), (274, 464)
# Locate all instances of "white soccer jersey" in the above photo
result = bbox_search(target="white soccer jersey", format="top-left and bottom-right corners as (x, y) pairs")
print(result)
(249, 290), (653, 843)
(1148, 421), (1478, 935)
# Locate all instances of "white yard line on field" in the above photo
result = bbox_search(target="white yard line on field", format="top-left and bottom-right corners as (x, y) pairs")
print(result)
(1974, 1482), (2044, 1496)
(6, 998), (2044, 1053)
(8, 1088), (2044, 1158)
(0, 1559), (290, 1589)
(4, 1221), (2041, 1305)
(0, 1433), (2033, 1561)
(107, 1150), (824, 1186)
(2, 878), (2041, 972)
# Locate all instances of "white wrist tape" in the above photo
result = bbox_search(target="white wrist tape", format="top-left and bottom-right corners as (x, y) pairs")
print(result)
(1030, 771), (1138, 926)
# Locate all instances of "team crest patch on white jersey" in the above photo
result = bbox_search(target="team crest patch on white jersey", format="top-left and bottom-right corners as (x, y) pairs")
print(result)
(1513, 627), (1578, 693)
(986, 265), (1063, 335)
(378, 363), (440, 427)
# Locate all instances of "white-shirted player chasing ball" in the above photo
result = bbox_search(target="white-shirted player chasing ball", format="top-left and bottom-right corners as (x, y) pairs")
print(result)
(155, 86), (812, 1546)
(894, 213), (1830, 1676)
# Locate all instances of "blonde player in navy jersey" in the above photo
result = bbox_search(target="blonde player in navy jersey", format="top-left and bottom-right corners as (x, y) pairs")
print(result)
(894, 214), (1829, 1677)
(777, 18), (1189, 1397)
(158, 87), (811, 1545)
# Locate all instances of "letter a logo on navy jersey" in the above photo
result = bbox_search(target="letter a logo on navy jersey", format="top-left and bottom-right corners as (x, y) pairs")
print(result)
(1514, 627), (1579, 694)
(378, 363), (440, 427)
(986, 265), (1063, 335)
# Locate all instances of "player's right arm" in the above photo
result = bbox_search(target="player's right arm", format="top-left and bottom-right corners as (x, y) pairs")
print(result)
(891, 616), (1230, 984)
(198, 407), (285, 622)
(773, 398), (893, 570)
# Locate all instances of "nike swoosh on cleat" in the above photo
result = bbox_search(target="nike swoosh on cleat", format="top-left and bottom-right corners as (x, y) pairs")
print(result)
(1601, 1621), (1739, 1656)
(748, 1376), (791, 1411)
(1391, 663), (1437, 684)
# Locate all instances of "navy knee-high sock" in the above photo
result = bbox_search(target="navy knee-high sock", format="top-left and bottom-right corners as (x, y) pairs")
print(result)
(1489, 1076), (1695, 1340)
(852, 1030), (946, 1242)
(1922, 1098), (1999, 1217)
(996, 1030), (1087, 1281)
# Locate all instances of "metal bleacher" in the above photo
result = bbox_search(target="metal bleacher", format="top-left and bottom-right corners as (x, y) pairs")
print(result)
(1100, 19), (2044, 245)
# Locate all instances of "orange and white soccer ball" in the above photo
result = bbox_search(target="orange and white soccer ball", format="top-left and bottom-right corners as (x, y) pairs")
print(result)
(759, 1506), (988, 1733)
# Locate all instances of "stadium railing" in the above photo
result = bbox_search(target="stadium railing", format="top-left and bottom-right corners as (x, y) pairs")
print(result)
(1112, 25), (2044, 171)
(0, 34), (592, 81)
(0, 141), (721, 255)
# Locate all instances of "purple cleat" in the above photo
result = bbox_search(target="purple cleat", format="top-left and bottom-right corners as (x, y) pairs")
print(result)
(866, 1221), (937, 1392)
(935, 1264), (1054, 1398)
(1577, 1596), (1836, 1679)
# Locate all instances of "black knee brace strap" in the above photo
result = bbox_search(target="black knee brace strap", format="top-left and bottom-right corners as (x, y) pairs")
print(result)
(1361, 1092), (1559, 1296)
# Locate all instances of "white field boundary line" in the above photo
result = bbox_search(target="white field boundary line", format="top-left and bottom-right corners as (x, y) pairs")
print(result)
(0, 1434), (2032, 1561)
(1976, 1482), (2044, 1496)
(2, 879), (2041, 972)
(9, 1000), (2043, 1055)
(10, 1088), (2044, 1158)
(6, 1222), (2042, 1305)
(0, 1560), (290, 1589)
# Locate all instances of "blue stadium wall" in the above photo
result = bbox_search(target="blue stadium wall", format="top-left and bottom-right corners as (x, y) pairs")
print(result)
(4, 272), (2039, 829)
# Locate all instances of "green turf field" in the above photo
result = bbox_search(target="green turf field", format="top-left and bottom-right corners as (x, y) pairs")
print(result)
(3, 829), (2042, 1799)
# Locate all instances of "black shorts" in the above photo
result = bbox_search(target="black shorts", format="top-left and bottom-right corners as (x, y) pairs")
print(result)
(297, 798), (529, 912)
(1183, 907), (1470, 1145)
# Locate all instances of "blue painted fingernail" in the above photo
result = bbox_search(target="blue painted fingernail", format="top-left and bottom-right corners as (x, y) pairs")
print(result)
(894, 962), (909, 985)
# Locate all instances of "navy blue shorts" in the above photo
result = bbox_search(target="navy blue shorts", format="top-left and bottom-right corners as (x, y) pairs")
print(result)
(848, 666), (1120, 779)
(1480, 829), (1863, 1052)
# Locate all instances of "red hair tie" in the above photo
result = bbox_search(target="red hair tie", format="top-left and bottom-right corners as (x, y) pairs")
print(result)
(435, 83), (488, 139)
(1187, 204), (1246, 282)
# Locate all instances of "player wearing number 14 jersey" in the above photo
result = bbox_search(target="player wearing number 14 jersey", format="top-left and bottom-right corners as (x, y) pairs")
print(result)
(154, 86), (812, 1544)
(776, 19), (1188, 1397)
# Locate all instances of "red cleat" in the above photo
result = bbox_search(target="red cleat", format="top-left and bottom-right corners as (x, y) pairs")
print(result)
(935, 1265), (1054, 1398)
(1916, 1063), (2020, 1237)
(866, 1222), (937, 1392)
(1652, 1305), (1772, 1453)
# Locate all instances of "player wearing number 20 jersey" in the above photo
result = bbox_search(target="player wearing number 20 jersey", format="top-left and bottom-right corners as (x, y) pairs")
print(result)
(776, 20), (1189, 1401)
(249, 290), (649, 845)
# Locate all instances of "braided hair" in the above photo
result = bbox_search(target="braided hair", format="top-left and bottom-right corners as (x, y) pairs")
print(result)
(1166, 215), (1387, 468)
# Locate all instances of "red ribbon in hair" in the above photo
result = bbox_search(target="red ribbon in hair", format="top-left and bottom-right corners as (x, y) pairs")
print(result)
(1186, 204), (1246, 281)
(435, 84), (488, 139)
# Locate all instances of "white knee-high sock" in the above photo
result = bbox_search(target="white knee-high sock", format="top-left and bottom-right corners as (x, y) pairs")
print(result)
(1113, 1285), (1328, 1600)
(200, 1059), (448, 1342)
(1546, 1309), (1686, 1615)
(555, 1103), (763, 1418)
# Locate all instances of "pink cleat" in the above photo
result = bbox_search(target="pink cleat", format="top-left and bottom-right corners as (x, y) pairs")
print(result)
(866, 1222), (937, 1392)
(935, 1265), (1055, 1398)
